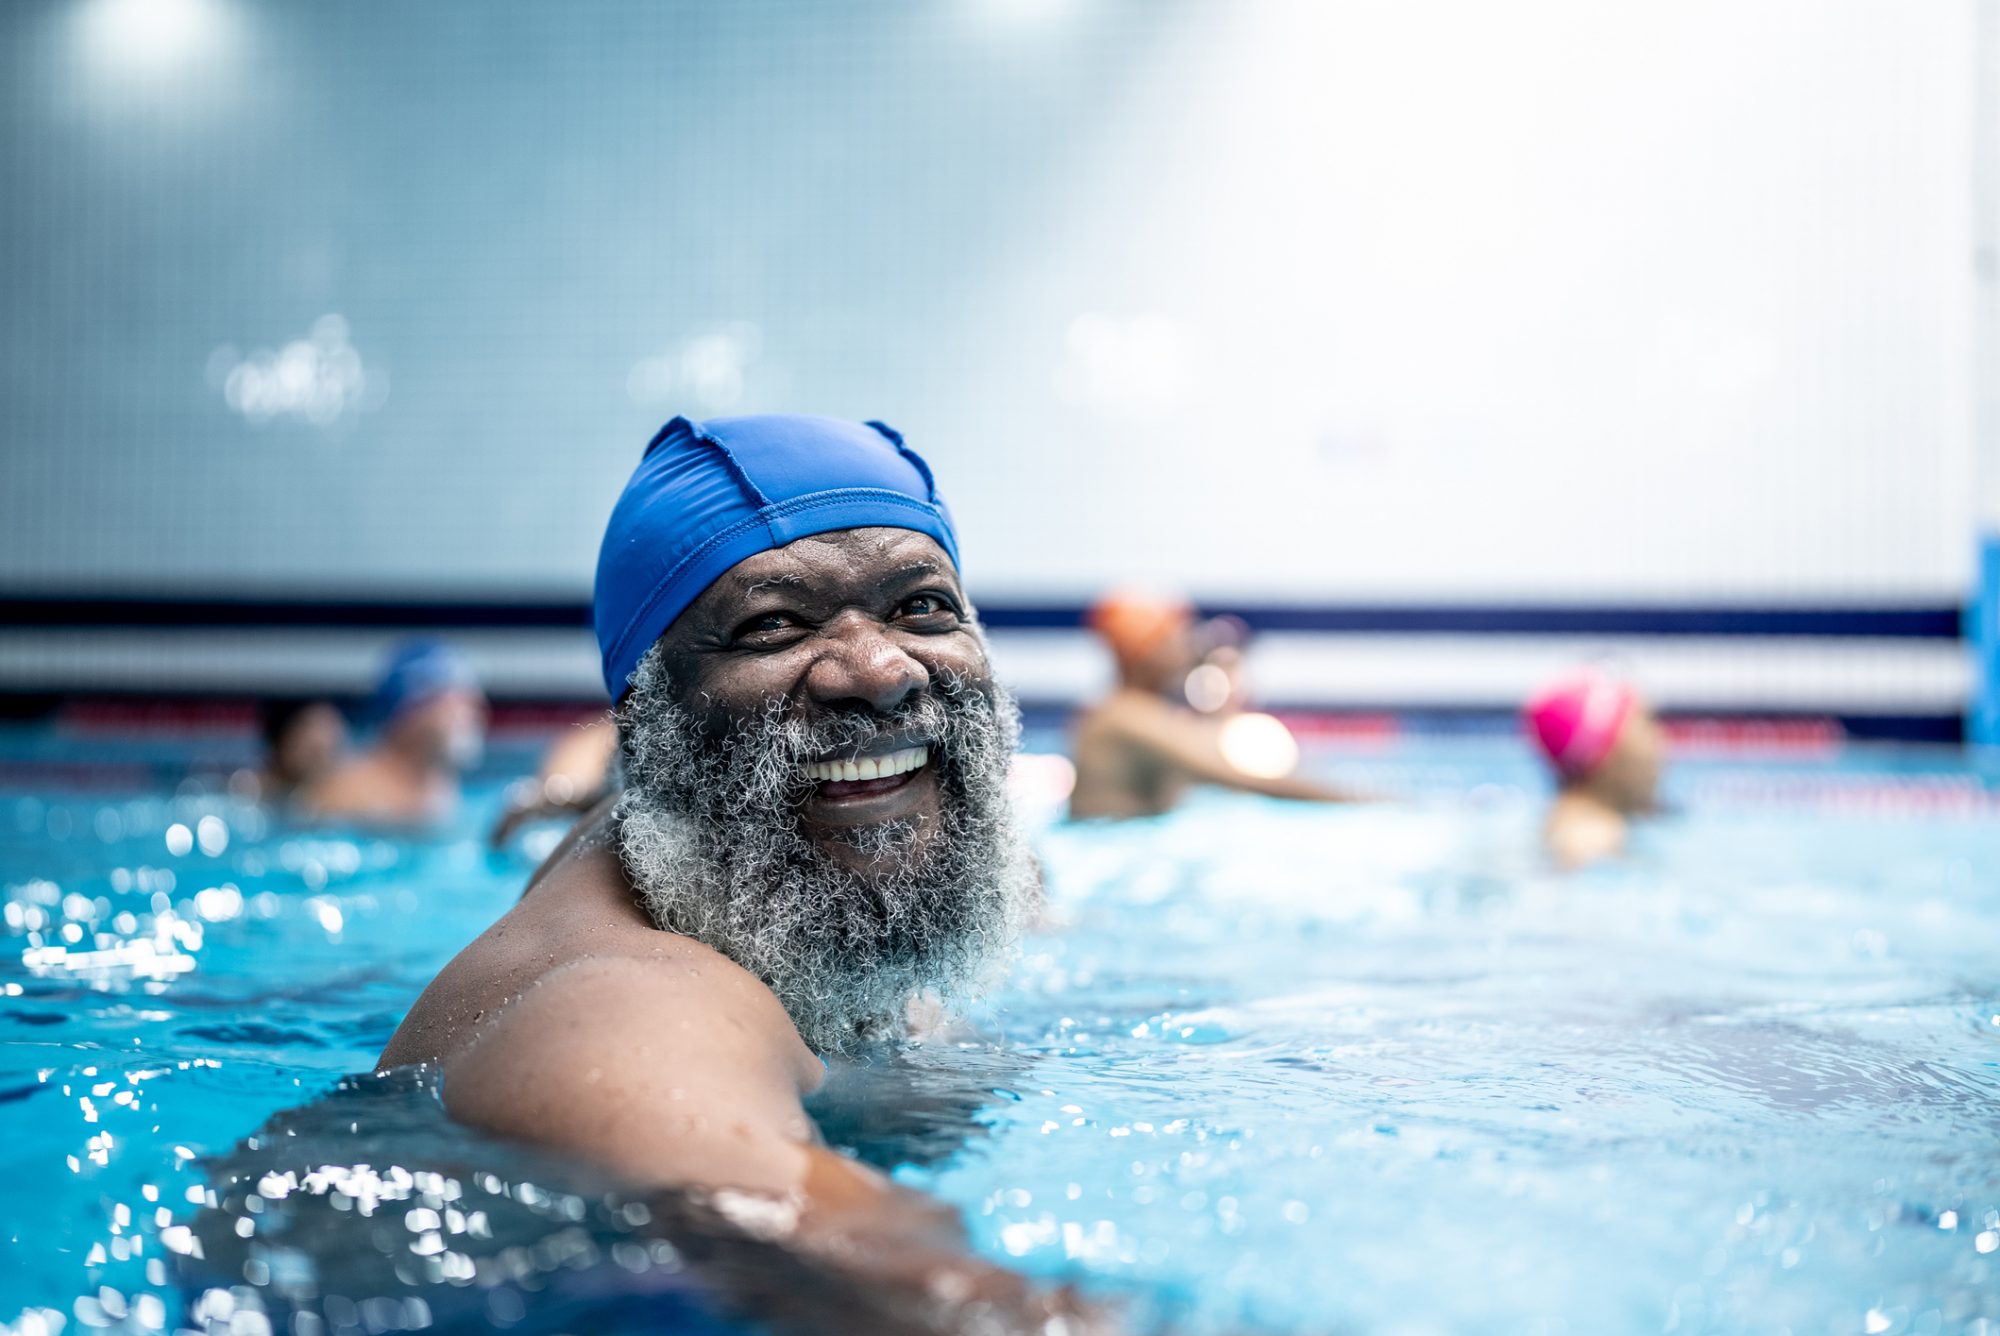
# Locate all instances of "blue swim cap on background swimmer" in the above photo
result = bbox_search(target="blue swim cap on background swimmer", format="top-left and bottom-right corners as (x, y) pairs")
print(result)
(368, 639), (481, 724)
(593, 414), (960, 699)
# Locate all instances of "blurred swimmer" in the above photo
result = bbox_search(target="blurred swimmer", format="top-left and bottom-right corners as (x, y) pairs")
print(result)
(255, 697), (348, 803)
(301, 639), (488, 827)
(488, 715), (618, 849)
(1069, 588), (1359, 818)
(1525, 667), (1666, 869)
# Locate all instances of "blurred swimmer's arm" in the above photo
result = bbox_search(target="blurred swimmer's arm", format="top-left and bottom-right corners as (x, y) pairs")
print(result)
(444, 956), (1115, 1332)
(489, 719), (621, 849)
(488, 780), (616, 848)
(1105, 695), (1366, 803)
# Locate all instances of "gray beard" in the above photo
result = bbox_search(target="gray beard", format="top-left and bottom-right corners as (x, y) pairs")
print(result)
(610, 645), (1038, 1054)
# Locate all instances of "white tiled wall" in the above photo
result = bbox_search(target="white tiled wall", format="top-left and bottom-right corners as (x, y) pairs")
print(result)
(0, 0), (1983, 612)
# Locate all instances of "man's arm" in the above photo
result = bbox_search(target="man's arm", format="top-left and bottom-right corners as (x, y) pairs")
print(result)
(445, 955), (1110, 1332)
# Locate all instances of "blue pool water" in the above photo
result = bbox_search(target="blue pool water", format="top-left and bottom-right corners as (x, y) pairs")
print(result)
(3, 722), (1998, 1335)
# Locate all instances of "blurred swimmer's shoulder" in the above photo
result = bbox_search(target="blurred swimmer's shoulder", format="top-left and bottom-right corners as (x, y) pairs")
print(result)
(1068, 689), (1190, 819)
(296, 752), (439, 827)
(1543, 790), (1629, 870)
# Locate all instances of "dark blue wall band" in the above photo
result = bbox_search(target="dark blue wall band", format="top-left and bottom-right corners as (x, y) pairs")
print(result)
(0, 593), (1966, 640)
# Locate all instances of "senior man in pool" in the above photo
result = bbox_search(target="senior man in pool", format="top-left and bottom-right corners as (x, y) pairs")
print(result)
(379, 414), (1093, 1332)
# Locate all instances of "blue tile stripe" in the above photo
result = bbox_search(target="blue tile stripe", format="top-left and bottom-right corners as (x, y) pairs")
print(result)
(0, 593), (1967, 639)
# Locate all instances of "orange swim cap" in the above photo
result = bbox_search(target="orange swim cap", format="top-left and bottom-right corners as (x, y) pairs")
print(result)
(1087, 587), (1196, 667)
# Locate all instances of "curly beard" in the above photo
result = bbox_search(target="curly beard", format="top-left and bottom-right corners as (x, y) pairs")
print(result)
(610, 643), (1038, 1054)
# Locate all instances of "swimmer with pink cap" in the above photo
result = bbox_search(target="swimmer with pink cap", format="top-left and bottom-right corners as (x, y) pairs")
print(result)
(1524, 666), (1666, 868)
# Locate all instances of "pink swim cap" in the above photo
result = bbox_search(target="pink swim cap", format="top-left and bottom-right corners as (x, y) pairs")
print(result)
(1524, 669), (1637, 781)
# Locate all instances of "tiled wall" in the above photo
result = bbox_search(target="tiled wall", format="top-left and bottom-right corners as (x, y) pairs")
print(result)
(0, 0), (1982, 613)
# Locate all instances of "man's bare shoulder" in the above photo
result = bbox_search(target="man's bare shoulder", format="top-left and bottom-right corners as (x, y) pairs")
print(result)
(443, 951), (824, 1185)
(376, 814), (792, 1072)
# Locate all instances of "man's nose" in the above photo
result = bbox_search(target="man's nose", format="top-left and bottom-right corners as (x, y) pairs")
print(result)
(804, 614), (928, 714)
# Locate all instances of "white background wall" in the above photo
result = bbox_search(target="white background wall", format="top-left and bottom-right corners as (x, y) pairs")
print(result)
(0, 0), (1981, 612)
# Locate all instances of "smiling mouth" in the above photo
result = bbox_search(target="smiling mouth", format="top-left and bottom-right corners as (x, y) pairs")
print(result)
(805, 745), (929, 801)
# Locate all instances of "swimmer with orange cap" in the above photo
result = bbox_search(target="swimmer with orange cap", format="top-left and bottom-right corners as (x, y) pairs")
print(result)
(1068, 587), (1359, 818)
(1524, 667), (1667, 868)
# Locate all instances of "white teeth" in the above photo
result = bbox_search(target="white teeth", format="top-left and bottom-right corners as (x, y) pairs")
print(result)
(805, 746), (929, 785)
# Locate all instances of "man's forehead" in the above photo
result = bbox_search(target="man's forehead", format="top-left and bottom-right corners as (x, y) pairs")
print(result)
(708, 527), (958, 605)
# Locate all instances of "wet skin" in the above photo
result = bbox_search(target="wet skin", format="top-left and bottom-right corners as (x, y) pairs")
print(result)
(650, 527), (994, 877)
(373, 526), (1096, 1329)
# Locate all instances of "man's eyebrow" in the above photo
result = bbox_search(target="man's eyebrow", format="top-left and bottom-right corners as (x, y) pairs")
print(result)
(722, 561), (953, 606)
(738, 572), (807, 596)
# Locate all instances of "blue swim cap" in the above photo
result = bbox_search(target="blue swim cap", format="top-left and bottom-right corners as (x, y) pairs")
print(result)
(593, 414), (961, 699)
(369, 639), (480, 723)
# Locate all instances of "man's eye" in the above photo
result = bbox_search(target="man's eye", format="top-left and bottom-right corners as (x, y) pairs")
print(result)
(899, 593), (960, 623)
(733, 613), (798, 642)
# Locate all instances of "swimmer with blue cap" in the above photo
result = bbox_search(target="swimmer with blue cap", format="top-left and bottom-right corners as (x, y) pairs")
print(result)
(301, 639), (488, 826)
(380, 416), (1094, 1330)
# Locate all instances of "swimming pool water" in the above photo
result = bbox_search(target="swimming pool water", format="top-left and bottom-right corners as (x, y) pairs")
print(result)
(2, 724), (1998, 1335)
